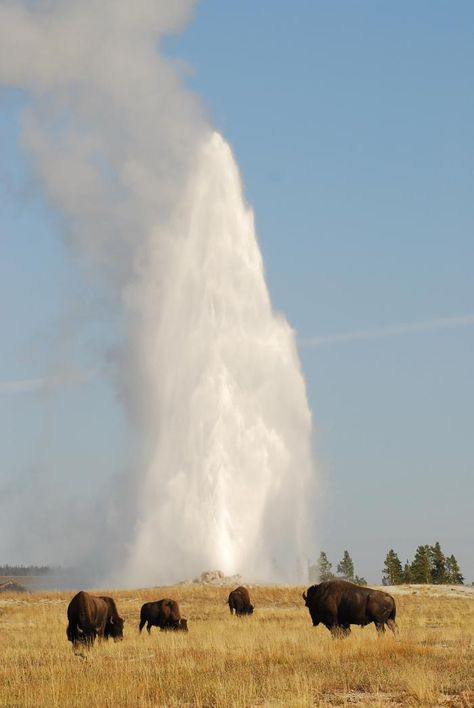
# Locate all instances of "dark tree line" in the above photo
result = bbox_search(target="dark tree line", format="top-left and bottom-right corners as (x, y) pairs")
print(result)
(382, 543), (464, 585)
(0, 565), (54, 576)
(308, 542), (464, 586)
(308, 550), (367, 585)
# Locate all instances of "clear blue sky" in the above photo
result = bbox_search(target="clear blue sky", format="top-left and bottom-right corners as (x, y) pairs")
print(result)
(1, 1), (473, 582)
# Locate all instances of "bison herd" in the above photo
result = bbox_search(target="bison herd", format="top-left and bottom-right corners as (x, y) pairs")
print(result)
(66, 579), (397, 648)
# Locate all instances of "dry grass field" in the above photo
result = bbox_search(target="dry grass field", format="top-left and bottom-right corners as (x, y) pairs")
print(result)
(1, 583), (473, 707)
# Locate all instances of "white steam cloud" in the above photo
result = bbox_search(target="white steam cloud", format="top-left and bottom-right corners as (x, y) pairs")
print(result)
(0, 0), (316, 584)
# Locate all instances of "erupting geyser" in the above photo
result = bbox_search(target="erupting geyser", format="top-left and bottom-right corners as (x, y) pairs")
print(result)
(0, 0), (316, 584)
(124, 132), (315, 584)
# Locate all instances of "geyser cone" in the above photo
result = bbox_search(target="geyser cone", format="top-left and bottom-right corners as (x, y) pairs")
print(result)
(124, 132), (315, 585)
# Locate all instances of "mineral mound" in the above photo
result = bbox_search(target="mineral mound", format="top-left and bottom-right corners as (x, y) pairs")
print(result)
(192, 570), (244, 586)
(0, 579), (29, 593)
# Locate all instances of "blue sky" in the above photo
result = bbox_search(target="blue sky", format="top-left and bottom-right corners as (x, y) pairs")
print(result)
(1, 1), (473, 581)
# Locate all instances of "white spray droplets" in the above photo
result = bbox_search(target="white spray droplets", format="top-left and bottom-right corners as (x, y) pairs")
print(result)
(123, 134), (315, 583)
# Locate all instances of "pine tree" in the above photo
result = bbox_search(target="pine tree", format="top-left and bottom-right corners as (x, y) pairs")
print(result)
(382, 549), (404, 585)
(403, 561), (412, 583)
(410, 545), (432, 583)
(316, 551), (334, 582)
(446, 554), (464, 585)
(337, 550), (354, 580)
(430, 542), (447, 584)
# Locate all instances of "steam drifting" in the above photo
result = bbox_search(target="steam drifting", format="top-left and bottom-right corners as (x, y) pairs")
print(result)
(0, 0), (316, 584)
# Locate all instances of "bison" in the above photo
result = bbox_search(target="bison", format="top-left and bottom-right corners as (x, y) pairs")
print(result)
(302, 579), (397, 637)
(66, 590), (124, 647)
(139, 599), (188, 633)
(228, 586), (254, 616)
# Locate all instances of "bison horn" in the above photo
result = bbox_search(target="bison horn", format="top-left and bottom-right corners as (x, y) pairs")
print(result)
(302, 592), (307, 601)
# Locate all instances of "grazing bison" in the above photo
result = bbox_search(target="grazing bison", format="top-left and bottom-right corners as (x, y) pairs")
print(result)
(139, 599), (188, 633)
(228, 586), (254, 616)
(302, 579), (397, 638)
(66, 591), (124, 647)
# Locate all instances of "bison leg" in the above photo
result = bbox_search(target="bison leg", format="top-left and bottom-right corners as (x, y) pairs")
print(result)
(375, 622), (386, 635)
(387, 618), (398, 636)
(69, 624), (94, 649)
(96, 622), (107, 643)
(67, 627), (84, 650)
(146, 621), (152, 634)
(80, 628), (96, 648)
(139, 618), (146, 633)
(329, 624), (349, 639)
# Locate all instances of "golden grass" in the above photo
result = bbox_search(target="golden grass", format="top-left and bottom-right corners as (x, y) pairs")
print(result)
(0, 584), (473, 707)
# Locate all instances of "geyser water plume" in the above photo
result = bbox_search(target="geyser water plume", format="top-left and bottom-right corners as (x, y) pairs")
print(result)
(0, 0), (316, 584)
(124, 132), (315, 584)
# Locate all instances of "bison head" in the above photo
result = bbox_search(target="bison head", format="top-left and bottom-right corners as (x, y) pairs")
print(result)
(303, 585), (321, 626)
(303, 585), (319, 605)
(105, 616), (124, 641)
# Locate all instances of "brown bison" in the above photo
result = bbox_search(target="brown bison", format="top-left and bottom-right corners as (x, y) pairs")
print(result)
(228, 586), (254, 616)
(66, 590), (124, 647)
(303, 579), (397, 637)
(139, 599), (188, 633)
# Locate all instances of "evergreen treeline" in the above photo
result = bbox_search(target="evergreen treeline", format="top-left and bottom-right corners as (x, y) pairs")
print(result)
(308, 542), (464, 586)
(382, 543), (464, 585)
(308, 550), (367, 585)
(0, 565), (54, 576)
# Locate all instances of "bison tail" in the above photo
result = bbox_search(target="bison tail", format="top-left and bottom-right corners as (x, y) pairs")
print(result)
(387, 603), (398, 635)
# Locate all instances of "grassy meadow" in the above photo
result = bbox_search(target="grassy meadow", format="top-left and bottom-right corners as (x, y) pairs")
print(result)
(0, 583), (473, 707)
